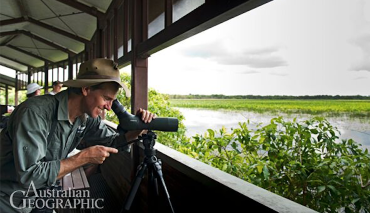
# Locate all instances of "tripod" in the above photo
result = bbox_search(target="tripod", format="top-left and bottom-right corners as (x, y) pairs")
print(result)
(120, 131), (175, 213)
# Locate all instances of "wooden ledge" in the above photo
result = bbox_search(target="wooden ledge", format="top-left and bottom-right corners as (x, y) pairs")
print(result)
(155, 142), (317, 213)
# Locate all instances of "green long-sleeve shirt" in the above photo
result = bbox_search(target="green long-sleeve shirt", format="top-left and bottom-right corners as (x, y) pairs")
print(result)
(0, 90), (125, 212)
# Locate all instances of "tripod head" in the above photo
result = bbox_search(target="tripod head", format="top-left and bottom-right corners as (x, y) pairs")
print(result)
(115, 130), (157, 154)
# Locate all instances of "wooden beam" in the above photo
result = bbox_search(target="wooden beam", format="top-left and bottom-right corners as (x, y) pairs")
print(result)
(56, 0), (104, 18)
(137, 0), (272, 56)
(0, 17), (89, 43)
(28, 18), (89, 43)
(0, 30), (76, 55)
(0, 31), (19, 37)
(0, 54), (36, 68)
(117, 51), (132, 68)
(7, 45), (53, 63)
(22, 30), (76, 55)
(104, 0), (123, 20)
(0, 17), (25, 25)
(0, 35), (18, 46)
(165, 0), (173, 27)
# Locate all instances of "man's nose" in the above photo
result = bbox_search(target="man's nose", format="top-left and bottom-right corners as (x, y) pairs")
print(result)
(105, 100), (113, 111)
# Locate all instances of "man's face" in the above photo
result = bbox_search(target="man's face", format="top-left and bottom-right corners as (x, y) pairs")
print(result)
(53, 84), (62, 93)
(82, 83), (119, 118)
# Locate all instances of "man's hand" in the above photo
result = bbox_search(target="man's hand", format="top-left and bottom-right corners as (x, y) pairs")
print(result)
(124, 109), (157, 142)
(58, 145), (118, 179)
(80, 145), (118, 164)
(136, 108), (156, 123)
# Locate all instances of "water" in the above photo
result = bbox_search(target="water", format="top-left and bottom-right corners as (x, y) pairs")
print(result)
(177, 108), (370, 151)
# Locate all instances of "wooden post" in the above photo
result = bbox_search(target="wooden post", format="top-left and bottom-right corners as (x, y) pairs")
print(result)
(97, 18), (104, 58)
(44, 62), (49, 92)
(131, 0), (148, 113)
(15, 71), (18, 106)
(68, 54), (73, 80)
(5, 84), (9, 106)
(165, 0), (173, 27)
(27, 67), (31, 84)
(114, 7), (118, 62)
(130, 0), (149, 207)
(123, 0), (129, 55)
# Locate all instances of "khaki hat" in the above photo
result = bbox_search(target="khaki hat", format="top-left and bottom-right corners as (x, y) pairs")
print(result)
(62, 58), (130, 97)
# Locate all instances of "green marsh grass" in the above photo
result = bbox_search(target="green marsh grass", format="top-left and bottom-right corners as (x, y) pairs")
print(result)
(169, 99), (370, 117)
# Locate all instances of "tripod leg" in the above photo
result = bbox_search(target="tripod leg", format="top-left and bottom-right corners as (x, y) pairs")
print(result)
(153, 160), (175, 213)
(121, 163), (148, 212)
(149, 166), (159, 196)
(148, 166), (159, 213)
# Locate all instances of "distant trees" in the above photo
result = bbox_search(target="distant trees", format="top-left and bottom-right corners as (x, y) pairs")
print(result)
(169, 94), (370, 100)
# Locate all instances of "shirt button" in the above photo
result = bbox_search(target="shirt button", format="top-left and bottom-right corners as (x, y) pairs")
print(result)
(23, 146), (28, 151)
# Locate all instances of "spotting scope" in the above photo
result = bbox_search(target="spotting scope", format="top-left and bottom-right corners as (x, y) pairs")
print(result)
(112, 99), (178, 132)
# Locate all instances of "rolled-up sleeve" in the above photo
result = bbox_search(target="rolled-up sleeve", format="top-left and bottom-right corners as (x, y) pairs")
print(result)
(11, 107), (60, 189)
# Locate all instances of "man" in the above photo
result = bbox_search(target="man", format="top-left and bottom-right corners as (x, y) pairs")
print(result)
(0, 58), (155, 212)
(26, 83), (42, 98)
(48, 81), (63, 95)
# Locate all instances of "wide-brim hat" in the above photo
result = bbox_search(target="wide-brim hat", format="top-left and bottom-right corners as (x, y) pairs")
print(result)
(62, 58), (131, 97)
(27, 83), (43, 94)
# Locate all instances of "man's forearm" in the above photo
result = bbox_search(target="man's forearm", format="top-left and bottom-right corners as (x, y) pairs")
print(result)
(57, 152), (87, 180)
(56, 145), (117, 180)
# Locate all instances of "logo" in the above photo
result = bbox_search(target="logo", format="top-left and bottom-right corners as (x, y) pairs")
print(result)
(10, 181), (103, 210)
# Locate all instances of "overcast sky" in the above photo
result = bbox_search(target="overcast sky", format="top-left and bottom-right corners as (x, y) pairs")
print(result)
(132, 0), (370, 96)
(2, 0), (369, 96)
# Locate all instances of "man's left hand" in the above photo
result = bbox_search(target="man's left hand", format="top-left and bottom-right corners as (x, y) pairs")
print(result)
(136, 108), (156, 123)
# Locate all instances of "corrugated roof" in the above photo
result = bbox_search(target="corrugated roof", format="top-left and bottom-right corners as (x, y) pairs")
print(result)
(0, 0), (108, 73)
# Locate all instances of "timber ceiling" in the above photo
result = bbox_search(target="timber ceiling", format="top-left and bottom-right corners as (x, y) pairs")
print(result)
(0, 0), (109, 72)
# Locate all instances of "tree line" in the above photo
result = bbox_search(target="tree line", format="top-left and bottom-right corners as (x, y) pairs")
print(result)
(168, 94), (370, 100)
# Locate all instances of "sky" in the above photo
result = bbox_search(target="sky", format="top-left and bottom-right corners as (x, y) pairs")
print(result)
(1, 0), (369, 96)
(124, 0), (370, 96)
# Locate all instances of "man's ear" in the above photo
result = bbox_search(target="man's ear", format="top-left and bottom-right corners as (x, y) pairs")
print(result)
(81, 87), (90, 96)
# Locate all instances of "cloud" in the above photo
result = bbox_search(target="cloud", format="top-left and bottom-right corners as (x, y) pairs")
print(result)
(182, 42), (288, 69)
(350, 34), (370, 72)
(269, 72), (288, 77)
(353, 64), (370, 72)
(182, 41), (224, 58)
(239, 70), (260, 75)
(217, 54), (287, 68)
(353, 76), (368, 80)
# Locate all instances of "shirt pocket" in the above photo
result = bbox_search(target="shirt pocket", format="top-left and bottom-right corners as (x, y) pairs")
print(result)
(66, 125), (86, 155)
(45, 125), (63, 160)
